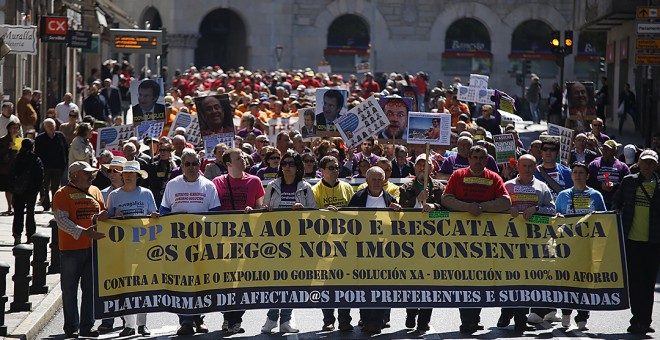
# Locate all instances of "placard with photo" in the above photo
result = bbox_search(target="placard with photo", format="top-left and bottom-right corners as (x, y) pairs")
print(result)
(167, 111), (201, 145)
(406, 112), (451, 145)
(130, 79), (166, 124)
(315, 88), (348, 136)
(378, 96), (412, 142)
(196, 94), (235, 137)
(566, 81), (596, 121)
(335, 96), (388, 149)
(96, 124), (135, 156)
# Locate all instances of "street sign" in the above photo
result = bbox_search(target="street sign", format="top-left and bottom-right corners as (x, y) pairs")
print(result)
(635, 54), (660, 65)
(637, 7), (659, 19)
(636, 38), (660, 49)
(0, 25), (37, 54)
(110, 29), (162, 54)
(637, 23), (660, 35)
(67, 30), (92, 49)
(40, 16), (68, 43)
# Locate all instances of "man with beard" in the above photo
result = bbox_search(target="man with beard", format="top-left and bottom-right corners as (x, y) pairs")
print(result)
(380, 97), (409, 140)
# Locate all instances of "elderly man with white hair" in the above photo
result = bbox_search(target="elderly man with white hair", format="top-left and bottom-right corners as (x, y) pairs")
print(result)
(347, 166), (401, 334)
(34, 117), (68, 210)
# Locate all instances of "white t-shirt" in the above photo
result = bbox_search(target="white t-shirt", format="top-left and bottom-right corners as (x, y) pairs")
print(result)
(0, 114), (21, 137)
(107, 187), (157, 217)
(366, 192), (387, 208)
(55, 102), (80, 123)
(161, 175), (221, 213)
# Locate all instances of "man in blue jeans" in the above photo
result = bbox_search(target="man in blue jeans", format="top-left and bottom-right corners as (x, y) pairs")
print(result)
(53, 162), (107, 338)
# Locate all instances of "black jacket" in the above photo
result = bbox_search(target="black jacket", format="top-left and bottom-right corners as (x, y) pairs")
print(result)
(391, 159), (415, 178)
(11, 152), (43, 194)
(34, 131), (68, 169)
(348, 188), (397, 208)
(569, 149), (598, 165)
(612, 173), (660, 243)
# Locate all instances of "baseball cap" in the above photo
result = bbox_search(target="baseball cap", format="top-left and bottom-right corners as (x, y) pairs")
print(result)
(415, 154), (433, 165)
(623, 144), (637, 165)
(639, 149), (659, 163)
(603, 140), (622, 150)
(69, 161), (98, 176)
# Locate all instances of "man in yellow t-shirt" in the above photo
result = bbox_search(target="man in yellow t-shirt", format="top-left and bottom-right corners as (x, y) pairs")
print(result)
(311, 155), (355, 332)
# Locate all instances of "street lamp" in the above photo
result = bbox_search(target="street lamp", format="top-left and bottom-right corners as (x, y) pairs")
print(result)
(275, 45), (283, 70)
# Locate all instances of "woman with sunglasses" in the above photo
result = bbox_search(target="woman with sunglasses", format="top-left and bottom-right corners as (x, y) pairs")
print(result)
(256, 147), (281, 180)
(261, 151), (316, 334)
(301, 152), (319, 178)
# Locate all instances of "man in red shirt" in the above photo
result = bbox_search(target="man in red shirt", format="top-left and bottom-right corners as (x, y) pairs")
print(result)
(441, 145), (512, 334)
(361, 72), (380, 98)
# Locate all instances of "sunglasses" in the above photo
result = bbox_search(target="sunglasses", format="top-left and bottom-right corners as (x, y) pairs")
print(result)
(303, 159), (316, 163)
(281, 160), (296, 167)
(269, 157), (281, 161)
(69, 114), (78, 117)
(184, 161), (200, 167)
(325, 166), (339, 171)
(541, 147), (557, 152)
(257, 140), (270, 144)
(592, 124), (602, 127)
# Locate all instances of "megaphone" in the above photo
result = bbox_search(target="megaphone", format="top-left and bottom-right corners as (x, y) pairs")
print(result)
(0, 37), (11, 60)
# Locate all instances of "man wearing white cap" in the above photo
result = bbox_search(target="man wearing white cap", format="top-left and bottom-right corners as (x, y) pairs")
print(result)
(613, 149), (660, 334)
(53, 161), (106, 338)
(99, 160), (157, 336)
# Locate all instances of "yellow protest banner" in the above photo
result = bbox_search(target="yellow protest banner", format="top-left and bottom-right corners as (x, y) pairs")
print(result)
(93, 210), (627, 318)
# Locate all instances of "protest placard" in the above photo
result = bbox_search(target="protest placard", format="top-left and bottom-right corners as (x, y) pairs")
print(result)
(94, 210), (628, 318)
(548, 123), (574, 164)
(202, 134), (234, 159)
(96, 124), (135, 156)
(297, 107), (320, 141)
(378, 96), (412, 142)
(315, 88), (348, 136)
(335, 96), (388, 149)
(567, 81), (597, 121)
(406, 112), (451, 145)
(493, 133), (517, 163)
(134, 120), (164, 141)
(167, 111), (201, 145)
(129, 79), (166, 125)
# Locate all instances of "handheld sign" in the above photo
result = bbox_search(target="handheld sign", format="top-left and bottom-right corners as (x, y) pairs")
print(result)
(335, 96), (388, 149)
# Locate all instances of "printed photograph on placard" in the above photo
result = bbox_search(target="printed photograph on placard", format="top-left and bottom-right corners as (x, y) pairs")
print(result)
(195, 94), (235, 137)
(567, 81), (596, 121)
(96, 124), (135, 156)
(297, 107), (319, 140)
(167, 111), (201, 145)
(315, 88), (348, 135)
(135, 121), (165, 141)
(378, 96), (412, 141)
(203, 134), (234, 159)
(406, 112), (452, 145)
(335, 96), (388, 149)
(130, 79), (166, 124)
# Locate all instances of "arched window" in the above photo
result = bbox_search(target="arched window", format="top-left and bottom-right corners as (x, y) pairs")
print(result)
(325, 14), (370, 77)
(141, 7), (162, 29)
(442, 18), (492, 76)
(195, 9), (247, 69)
(509, 20), (557, 78)
(574, 31), (607, 83)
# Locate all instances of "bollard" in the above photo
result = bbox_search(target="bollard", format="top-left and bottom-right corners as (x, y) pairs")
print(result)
(0, 261), (10, 336)
(10, 244), (33, 312)
(30, 232), (50, 295)
(48, 219), (60, 274)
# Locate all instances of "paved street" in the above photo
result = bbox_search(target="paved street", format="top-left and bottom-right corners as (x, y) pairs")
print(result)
(35, 299), (660, 339)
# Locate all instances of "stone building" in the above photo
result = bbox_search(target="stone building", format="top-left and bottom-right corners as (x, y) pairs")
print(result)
(113, 0), (604, 97)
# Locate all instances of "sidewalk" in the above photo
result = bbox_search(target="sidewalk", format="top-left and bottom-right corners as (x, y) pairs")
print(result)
(0, 198), (62, 340)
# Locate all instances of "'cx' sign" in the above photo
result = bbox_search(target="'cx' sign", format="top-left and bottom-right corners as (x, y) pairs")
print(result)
(40, 16), (68, 43)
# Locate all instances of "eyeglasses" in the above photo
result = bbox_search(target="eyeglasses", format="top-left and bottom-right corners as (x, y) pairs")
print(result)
(257, 140), (270, 144)
(184, 161), (200, 167)
(281, 160), (296, 167)
(303, 159), (316, 163)
(541, 147), (557, 152)
(269, 157), (281, 161)
(325, 166), (339, 171)
(69, 114), (78, 117)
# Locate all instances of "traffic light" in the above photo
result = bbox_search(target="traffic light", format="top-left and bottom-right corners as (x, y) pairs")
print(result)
(564, 30), (573, 55)
(599, 57), (605, 73)
(523, 60), (531, 75)
(551, 30), (561, 54)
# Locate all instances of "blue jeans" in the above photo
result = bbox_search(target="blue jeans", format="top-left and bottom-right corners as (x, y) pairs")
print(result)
(267, 309), (292, 323)
(529, 101), (540, 123)
(60, 248), (95, 334)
